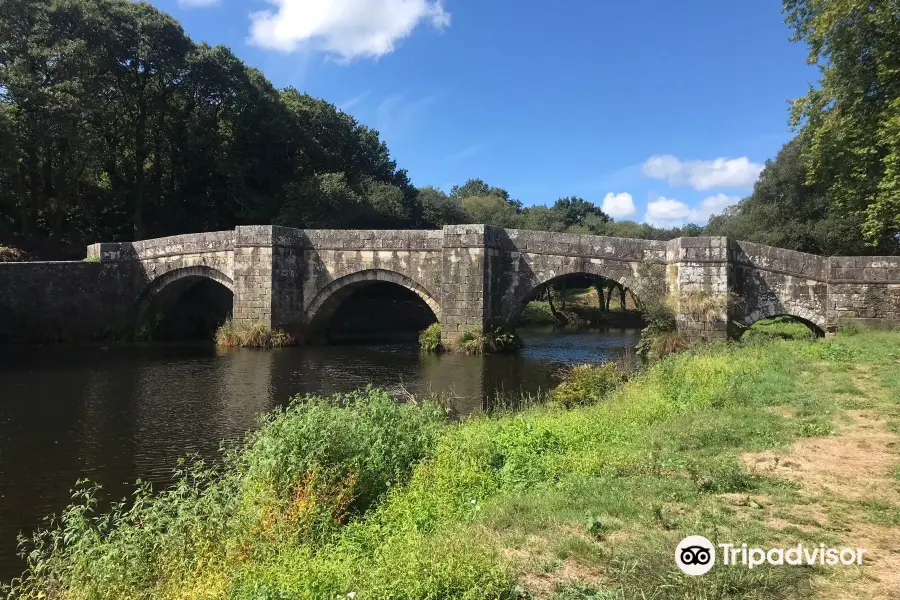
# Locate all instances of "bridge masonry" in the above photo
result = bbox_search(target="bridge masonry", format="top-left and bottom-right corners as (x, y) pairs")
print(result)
(0, 224), (898, 343)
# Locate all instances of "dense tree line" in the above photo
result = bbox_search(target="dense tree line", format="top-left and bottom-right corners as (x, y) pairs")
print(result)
(1, 0), (897, 259)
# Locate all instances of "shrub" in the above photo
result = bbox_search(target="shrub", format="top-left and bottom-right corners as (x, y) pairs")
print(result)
(549, 363), (627, 408)
(419, 322), (443, 352)
(0, 245), (27, 262)
(215, 319), (295, 348)
(453, 325), (523, 355)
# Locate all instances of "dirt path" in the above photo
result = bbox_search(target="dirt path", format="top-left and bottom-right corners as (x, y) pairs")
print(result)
(742, 409), (900, 600)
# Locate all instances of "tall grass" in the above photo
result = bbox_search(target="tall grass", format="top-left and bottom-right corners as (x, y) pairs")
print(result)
(452, 325), (523, 355)
(215, 318), (295, 348)
(7, 332), (899, 599)
(418, 322), (443, 352)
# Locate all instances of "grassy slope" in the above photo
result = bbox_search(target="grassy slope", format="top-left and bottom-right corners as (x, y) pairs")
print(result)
(6, 330), (900, 600)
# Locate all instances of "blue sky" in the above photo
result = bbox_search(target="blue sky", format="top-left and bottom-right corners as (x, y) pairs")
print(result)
(150, 0), (816, 225)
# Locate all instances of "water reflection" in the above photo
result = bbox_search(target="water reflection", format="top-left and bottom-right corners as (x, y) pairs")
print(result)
(0, 327), (639, 579)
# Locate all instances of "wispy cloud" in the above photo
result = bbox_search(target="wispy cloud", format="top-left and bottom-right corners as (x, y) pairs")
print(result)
(446, 142), (485, 162)
(178, 0), (220, 7)
(338, 92), (370, 112)
(375, 94), (437, 137)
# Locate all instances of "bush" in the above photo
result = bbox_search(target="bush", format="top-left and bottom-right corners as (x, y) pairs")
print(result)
(549, 363), (627, 408)
(0, 245), (27, 262)
(7, 389), (449, 600)
(418, 322), (443, 352)
(453, 325), (523, 355)
(215, 319), (295, 348)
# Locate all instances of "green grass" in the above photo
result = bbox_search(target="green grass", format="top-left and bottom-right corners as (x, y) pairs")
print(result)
(418, 322), (443, 352)
(6, 331), (900, 599)
(452, 325), (523, 355)
(742, 316), (818, 342)
(215, 318), (295, 348)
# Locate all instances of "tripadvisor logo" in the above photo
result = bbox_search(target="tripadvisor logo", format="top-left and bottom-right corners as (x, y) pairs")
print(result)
(675, 535), (716, 575)
(675, 536), (867, 575)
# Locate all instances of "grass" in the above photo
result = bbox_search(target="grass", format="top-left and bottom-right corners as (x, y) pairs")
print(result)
(742, 316), (818, 342)
(5, 331), (900, 599)
(0, 245), (27, 262)
(520, 289), (635, 328)
(419, 322), (443, 352)
(452, 325), (523, 355)
(214, 318), (296, 348)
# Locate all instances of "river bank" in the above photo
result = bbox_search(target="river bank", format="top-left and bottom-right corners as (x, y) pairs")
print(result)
(4, 329), (899, 599)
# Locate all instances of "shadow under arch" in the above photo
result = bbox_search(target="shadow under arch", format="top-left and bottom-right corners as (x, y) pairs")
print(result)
(505, 269), (643, 328)
(304, 269), (441, 339)
(735, 313), (825, 339)
(135, 265), (234, 329)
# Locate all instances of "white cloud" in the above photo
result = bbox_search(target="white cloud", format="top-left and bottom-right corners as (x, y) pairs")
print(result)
(644, 193), (742, 225)
(601, 192), (636, 218)
(642, 154), (763, 190)
(689, 193), (741, 221)
(178, 0), (220, 7)
(249, 0), (451, 60)
(645, 196), (691, 223)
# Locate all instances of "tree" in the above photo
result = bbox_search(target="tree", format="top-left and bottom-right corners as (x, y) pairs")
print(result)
(418, 186), (469, 227)
(784, 0), (900, 247)
(550, 196), (609, 229)
(460, 195), (522, 228)
(519, 205), (567, 232)
(707, 138), (896, 254)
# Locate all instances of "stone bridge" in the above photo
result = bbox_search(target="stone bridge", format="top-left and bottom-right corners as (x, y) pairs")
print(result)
(1, 224), (899, 343)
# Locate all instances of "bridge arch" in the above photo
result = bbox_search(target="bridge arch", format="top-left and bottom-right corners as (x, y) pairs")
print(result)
(503, 262), (642, 326)
(135, 265), (234, 326)
(305, 269), (441, 336)
(736, 310), (825, 339)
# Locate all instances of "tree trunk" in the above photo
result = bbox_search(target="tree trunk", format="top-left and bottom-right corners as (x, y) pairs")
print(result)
(596, 280), (605, 310)
(605, 282), (613, 312)
(561, 279), (567, 310)
(547, 286), (567, 326)
(619, 284), (627, 311)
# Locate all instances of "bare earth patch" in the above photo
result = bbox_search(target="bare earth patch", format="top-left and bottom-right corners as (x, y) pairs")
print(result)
(742, 410), (900, 600)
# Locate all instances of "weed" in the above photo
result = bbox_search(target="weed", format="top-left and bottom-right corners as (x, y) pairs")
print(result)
(418, 322), (442, 352)
(215, 319), (295, 348)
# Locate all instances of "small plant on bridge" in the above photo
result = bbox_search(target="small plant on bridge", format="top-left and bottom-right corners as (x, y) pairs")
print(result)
(418, 322), (443, 352)
(215, 319), (295, 348)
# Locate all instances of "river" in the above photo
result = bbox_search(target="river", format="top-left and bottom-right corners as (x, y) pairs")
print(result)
(0, 327), (639, 580)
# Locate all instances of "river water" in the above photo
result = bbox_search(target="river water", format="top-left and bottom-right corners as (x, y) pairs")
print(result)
(0, 327), (639, 580)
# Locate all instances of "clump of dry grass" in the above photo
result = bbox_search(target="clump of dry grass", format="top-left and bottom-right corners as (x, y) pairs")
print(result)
(215, 319), (295, 348)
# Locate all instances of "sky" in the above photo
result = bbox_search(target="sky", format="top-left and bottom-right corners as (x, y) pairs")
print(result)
(149, 0), (817, 226)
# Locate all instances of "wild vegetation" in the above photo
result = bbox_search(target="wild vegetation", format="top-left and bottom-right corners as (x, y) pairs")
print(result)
(418, 322), (443, 352)
(5, 329), (898, 599)
(214, 319), (295, 349)
(3, 0), (895, 259)
(451, 325), (524, 355)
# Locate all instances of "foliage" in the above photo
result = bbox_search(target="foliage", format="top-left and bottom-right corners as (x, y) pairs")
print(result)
(0, 246), (26, 262)
(10, 331), (899, 599)
(453, 325), (524, 355)
(742, 316), (818, 342)
(418, 322), (443, 352)
(548, 363), (626, 408)
(215, 319), (295, 348)
(708, 138), (898, 255)
(784, 0), (900, 247)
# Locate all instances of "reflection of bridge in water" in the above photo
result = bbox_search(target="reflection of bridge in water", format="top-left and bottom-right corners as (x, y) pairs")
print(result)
(1, 225), (899, 343)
